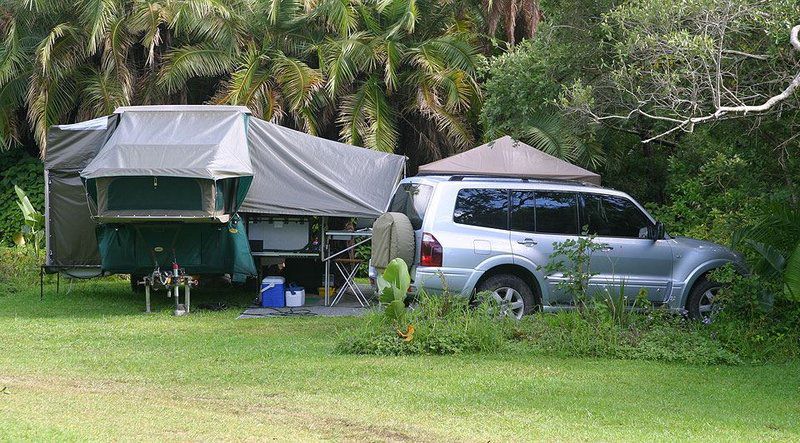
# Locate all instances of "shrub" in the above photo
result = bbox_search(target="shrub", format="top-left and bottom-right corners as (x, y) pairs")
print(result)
(517, 310), (742, 365)
(336, 290), (516, 356)
(0, 155), (45, 246)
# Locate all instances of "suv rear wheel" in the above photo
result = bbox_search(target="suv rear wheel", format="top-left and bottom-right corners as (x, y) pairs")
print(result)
(476, 274), (534, 320)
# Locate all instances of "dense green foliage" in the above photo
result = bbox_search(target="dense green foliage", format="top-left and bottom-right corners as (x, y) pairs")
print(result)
(0, 0), (490, 161)
(0, 154), (43, 246)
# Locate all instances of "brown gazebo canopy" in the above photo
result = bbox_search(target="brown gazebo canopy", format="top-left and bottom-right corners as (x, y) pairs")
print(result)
(418, 136), (601, 185)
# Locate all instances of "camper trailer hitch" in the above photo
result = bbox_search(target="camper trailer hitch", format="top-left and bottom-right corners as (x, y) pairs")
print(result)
(139, 264), (197, 315)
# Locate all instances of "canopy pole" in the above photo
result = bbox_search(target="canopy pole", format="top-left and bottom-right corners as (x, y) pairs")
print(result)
(323, 217), (330, 306)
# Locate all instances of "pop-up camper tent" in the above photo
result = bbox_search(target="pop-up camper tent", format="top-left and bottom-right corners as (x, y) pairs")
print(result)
(81, 107), (254, 223)
(44, 106), (406, 281)
(417, 136), (601, 185)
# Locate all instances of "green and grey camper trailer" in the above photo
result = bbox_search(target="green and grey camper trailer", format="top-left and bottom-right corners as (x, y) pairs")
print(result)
(44, 105), (405, 298)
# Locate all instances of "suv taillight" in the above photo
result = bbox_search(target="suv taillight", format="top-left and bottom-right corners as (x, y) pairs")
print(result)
(420, 232), (443, 267)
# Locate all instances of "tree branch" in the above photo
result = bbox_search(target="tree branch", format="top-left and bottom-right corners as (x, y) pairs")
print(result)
(641, 25), (800, 143)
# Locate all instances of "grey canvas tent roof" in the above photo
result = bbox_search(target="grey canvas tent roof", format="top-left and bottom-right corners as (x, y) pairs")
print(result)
(81, 106), (253, 180)
(417, 136), (601, 185)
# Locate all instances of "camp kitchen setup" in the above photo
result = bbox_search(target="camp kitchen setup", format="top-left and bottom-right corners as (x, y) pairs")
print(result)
(43, 105), (406, 314)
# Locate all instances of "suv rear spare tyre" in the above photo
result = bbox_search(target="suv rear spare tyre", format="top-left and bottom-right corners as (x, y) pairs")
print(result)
(372, 212), (415, 269)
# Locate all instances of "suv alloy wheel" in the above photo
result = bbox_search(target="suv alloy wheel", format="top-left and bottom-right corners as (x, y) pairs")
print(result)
(476, 274), (535, 319)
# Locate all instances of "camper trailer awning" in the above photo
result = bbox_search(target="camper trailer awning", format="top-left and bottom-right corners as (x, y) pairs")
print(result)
(418, 136), (601, 185)
(81, 106), (253, 180)
(240, 118), (406, 218)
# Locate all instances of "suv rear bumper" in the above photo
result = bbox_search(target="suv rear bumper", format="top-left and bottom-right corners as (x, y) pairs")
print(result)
(411, 266), (478, 297)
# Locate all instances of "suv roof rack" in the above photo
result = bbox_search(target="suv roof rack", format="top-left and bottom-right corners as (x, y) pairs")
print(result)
(445, 175), (599, 186)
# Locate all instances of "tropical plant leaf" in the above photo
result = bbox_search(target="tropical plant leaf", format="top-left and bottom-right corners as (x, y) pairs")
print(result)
(783, 241), (800, 301)
(361, 77), (397, 152)
(745, 238), (786, 277)
(158, 44), (234, 93)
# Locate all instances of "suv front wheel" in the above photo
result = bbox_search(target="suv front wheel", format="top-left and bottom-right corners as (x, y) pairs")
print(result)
(476, 274), (534, 320)
(686, 278), (722, 321)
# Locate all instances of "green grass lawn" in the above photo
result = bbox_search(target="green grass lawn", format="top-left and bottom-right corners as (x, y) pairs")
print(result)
(0, 278), (798, 441)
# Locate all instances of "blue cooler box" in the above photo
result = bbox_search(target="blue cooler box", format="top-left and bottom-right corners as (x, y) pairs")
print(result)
(260, 276), (285, 308)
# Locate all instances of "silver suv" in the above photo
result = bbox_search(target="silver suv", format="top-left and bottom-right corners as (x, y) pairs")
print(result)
(386, 175), (745, 319)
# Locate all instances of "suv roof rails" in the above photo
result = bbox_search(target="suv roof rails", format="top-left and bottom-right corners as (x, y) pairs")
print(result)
(445, 175), (599, 186)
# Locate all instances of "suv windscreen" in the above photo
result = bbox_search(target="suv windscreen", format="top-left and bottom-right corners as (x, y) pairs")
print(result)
(453, 188), (509, 229)
(534, 191), (579, 235)
(581, 193), (651, 238)
(389, 183), (433, 230)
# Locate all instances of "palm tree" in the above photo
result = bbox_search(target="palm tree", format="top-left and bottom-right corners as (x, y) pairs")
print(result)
(209, 0), (325, 133)
(0, 0), (248, 154)
(483, 0), (542, 46)
(313, 0), (483, 158)
(2, 0), (485, 161)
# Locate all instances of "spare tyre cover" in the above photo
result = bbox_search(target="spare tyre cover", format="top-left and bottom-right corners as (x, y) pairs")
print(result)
(372, 212), (414, 269)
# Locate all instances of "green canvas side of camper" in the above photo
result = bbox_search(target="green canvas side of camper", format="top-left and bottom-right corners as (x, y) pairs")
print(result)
(96, 217), (256, 278)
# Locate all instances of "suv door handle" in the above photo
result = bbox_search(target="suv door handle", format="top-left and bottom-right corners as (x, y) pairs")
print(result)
(517, 238), (538, 246)
(599, 245), (614, 251)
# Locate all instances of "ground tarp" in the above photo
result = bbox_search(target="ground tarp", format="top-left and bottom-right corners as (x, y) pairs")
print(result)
(240, 118), (406, 218)
(417, 136), (601, 185)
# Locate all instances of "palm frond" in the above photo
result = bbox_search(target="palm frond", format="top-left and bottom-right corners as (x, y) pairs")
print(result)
(80, 0), (117, 55)
(382, 0), (418, 38)
(383, 38), (404, 92)
(128, 1), (168, 67)
(26, 73), (78, 153)
(216, 46), (266, 105)
(337, 80), (370, 146)
(78, 67), (129, 118)
(35, 23), (78, 75)
(363, 76), (397, 152)
(519, 114), (581, 163)
(419, 36), (479, 74)
(272, 52), (323, 110)
(784, 241), (800, 301)
(311, 0), (357, 36)
(0, 19), (21, 84)
(158, 44), (234, 93)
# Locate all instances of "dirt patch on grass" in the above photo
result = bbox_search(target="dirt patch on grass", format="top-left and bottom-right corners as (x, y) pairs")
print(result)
(0, 373), (431, 441)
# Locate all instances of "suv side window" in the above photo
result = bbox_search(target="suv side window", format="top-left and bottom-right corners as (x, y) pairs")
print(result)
(511, 190), (536, 232)
(389, 183), (433, 230)
(453, 188), (509, 230)
(535, 191), (579, 235)
(581, 193), (652, 238)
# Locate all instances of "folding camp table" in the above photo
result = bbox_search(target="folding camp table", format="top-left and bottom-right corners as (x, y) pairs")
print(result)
(322, 229), (373, 306)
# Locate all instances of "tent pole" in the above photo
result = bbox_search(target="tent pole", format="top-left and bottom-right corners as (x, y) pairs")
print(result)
(323, 217), (330, 306)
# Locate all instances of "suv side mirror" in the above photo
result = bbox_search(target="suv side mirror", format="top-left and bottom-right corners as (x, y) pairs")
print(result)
(648, 221), (665, 240)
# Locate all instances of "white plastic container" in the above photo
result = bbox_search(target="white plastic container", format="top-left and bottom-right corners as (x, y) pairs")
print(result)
(285, 286), (306, 307)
